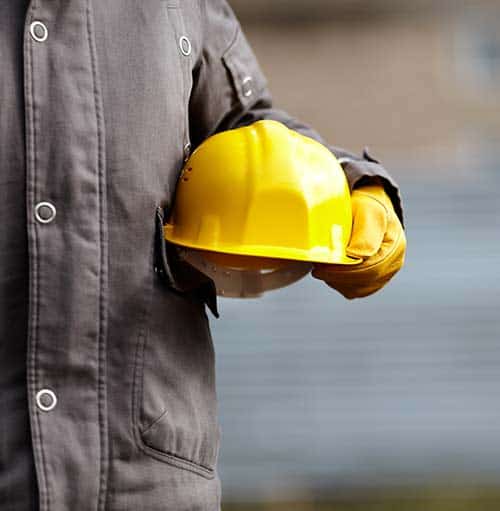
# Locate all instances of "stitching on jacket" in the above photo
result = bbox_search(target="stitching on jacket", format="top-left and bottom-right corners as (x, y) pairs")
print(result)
(222, 23), (240, 60)
(131, 213), (216, 480)
(140, 408), (169, 436)
(165, 5), (192, 163)
(138, 440), (216, 478)
(131, 215), (157, 457)
(26, 1), (50, 508)
(221, 27), (267, 108)
(86, 0), (110, 509)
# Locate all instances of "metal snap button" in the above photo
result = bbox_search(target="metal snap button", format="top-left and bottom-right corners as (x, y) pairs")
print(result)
(179, 36), (192, 56)
(30, 21), (48, 42)
(36, 389), (57, 412)
(35, 201), (56, 224)
(242, 76), (253, 98)
(183, 142), (192, 162)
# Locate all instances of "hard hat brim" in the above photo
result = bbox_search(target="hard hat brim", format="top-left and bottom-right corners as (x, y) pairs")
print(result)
(164, 224), (362, 266)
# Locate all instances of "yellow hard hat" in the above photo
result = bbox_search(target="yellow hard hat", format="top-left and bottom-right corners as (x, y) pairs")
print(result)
(164, 120), (360, 271)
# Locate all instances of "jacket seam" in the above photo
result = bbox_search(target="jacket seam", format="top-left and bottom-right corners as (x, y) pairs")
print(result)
(221, 23), (240, 60)
(131, 214), (216, 480)
(221, 27), (267, 110)
(140, 408), (169, 436)
(132, 316), (216, 478)
(26, 2), (50, 509)
(137, 438), (216, 478)
(86, 1), (110, 509)
(165, 5), (192, 177)
(131, 214), (155, 463)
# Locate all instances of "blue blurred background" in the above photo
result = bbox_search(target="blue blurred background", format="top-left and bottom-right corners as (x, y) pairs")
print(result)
(212, 1), (500, 508)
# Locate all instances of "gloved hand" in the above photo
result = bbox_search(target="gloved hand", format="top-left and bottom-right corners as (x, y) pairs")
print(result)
(311, 182), (406, 299)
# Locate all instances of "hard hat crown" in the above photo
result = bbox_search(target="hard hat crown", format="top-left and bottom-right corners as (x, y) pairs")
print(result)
(164, 120), (358, 265)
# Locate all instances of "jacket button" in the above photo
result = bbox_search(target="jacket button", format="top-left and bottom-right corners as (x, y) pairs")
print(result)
(242, 76), (253, 98)
(36, 389), (57, 412)
(35, 201), (56, 224)
(30, 21), (48, 42)
(179, 36), (192, 56)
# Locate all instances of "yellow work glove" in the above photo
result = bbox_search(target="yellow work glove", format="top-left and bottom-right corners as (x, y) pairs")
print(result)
(311, 183), (406, 299)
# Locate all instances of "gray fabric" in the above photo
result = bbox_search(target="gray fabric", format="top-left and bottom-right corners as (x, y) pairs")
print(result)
(0, 1), (402, 510)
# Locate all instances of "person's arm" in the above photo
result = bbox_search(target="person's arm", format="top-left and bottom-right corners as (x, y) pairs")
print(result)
(189, 0), (403, 225)
(189, 0), (406, 299)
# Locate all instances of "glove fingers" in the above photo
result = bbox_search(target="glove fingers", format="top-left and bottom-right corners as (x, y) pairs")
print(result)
(346, 195), (388, 258)
(313, 231), (406, 299)
(311, 210), (407, 299)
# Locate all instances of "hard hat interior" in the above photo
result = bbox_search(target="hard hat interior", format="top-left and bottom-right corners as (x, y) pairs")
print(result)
(177, 247), (312, 298)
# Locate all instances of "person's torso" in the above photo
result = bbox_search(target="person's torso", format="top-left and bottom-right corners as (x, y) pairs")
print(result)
(1, 2), (221, 510)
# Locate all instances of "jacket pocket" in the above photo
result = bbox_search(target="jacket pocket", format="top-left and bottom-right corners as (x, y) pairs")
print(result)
(153, 205), (218, 318)
(132, 205), (220, 478)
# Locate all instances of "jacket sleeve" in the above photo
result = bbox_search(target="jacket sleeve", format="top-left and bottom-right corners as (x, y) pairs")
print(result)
(189, 0), (403, 225)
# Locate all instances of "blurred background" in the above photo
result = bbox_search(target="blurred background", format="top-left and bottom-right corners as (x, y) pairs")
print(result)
(212, 1), (500, 509)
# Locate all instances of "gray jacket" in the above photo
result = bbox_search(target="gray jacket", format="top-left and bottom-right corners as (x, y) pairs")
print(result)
(0, 1), (402, 510)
